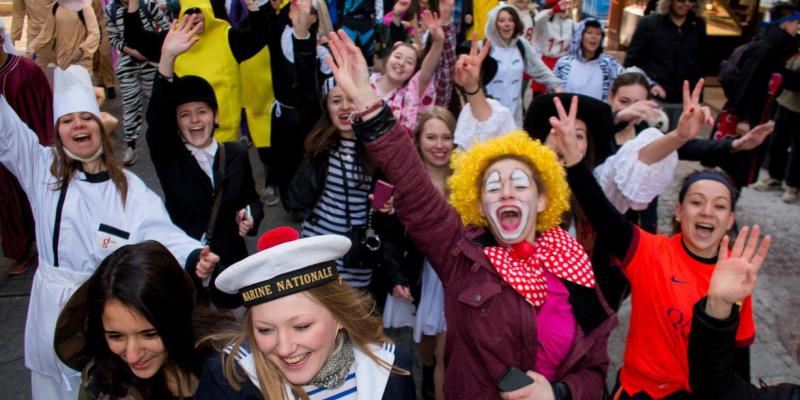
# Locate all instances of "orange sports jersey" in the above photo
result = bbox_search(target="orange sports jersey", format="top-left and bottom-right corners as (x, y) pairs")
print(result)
(618, 228), (755, 398)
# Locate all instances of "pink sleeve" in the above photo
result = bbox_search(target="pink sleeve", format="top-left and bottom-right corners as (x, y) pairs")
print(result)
(383, 11), (395, 26)
(398, 72), (436, 132)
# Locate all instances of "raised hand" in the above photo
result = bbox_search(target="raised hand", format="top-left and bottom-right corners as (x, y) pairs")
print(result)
(195, 246), (220, 279)
(161, 15), (202, 59)
(675, 79), (713, 141)
(290, 0), (313, 38)
(615, 99), (661, 125)
(706, 226), (771, 319)
(420, 9), (444, 43)
(453, 34), (490, 91)
(547, 95), (582, 167)
(650, 84), (666, 99)
(392, 0), (411, 18)
(325, 30), (379, 110)
(731, 121), (774, 152)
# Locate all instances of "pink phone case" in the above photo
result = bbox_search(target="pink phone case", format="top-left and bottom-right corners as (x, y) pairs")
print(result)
(372, 180), (395, 209)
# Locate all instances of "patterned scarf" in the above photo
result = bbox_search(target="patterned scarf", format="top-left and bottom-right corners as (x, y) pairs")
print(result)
(308, 331), (355, 389)
(483, 227), (595, 307)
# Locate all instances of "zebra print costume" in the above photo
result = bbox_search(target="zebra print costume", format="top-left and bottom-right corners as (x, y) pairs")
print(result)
(104, 0), (169, 146)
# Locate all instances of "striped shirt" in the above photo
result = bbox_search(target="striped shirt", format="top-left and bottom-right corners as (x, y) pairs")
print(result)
(302, 370), (358, 399)
(301, 138), (373, 287)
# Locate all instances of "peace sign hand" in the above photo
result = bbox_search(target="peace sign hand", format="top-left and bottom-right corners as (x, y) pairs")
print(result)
(547, 96), (582, 167)
(706, 225), (771, 319)
(453, 34), (490, 92)
(675, 79), (713, 141)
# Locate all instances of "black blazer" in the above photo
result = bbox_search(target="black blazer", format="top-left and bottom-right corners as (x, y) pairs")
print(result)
(146, 74), (264, 307)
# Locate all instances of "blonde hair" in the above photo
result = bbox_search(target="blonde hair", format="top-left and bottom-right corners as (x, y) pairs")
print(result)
(212, 281), (407, 399)
(414, 106), (456, 148)
(447, 131), (570, 232)
(313, 0), (333, 39)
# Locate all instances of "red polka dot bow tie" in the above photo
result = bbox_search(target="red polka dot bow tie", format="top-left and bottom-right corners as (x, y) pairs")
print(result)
(483, 227), (595, 307)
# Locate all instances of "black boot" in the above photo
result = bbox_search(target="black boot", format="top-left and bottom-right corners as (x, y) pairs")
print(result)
(422, 364), (435, 400)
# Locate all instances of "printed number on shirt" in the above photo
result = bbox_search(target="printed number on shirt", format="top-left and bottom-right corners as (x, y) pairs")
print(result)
(547, 38), (566, 54)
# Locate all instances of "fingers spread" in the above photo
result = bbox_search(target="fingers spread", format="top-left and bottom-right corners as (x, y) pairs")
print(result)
(732, 226), (749, 258)
(718, 235), (730, 261)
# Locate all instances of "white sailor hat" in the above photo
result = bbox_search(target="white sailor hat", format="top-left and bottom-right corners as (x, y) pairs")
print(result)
(53, 65), (101, 124)
(216, 227), (351, 307)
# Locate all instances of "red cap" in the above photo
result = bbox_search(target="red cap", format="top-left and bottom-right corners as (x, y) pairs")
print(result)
(257, 227), (301, 251)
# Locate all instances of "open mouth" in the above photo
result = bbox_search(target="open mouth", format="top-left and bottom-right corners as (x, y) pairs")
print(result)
(73, 133), (91, 143)
(282, 353), (310, 369)
(496, 206), (521, 231)
(336, 113), (352, 125)
(694, 223), (715, 239)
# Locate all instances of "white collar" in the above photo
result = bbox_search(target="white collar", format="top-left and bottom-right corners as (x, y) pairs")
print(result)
(228, 341), (396, 399)
(185, 139), (218, 157)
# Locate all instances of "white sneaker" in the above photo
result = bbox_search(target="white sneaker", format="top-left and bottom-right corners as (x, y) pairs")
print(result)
(262, 185), (280, 206)
(782, 187), (798, 204)
(122, 147), (138, 166)
(752, 177), (781, 192)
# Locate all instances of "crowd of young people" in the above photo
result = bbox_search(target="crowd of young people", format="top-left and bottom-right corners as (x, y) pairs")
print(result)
(2, 0), (799, 397)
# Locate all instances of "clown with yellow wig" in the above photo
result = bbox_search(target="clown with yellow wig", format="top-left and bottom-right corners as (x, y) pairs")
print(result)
(323, 30), (617, 399)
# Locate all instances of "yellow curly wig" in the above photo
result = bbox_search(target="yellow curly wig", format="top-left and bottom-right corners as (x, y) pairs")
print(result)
(447, 130), (571, 232)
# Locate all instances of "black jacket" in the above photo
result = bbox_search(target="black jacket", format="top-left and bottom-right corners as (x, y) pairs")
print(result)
(624, 12), (706, 103)
(146, 74), (264, 308)
(689, 297), (800, 400)
(728, 26), (800, 126)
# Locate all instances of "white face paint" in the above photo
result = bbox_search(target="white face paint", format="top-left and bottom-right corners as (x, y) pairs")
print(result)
(481, 161), (543, 245)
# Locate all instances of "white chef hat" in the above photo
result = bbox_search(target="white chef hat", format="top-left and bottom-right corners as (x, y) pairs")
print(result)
(53, 66), (101, 124)
(0, 19), (20, 56)
(216, 227), (351, 308)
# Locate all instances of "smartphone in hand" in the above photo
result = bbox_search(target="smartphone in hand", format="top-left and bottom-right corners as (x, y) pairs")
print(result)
(497, 367), (534, 392)
(372, 180), (394, 209)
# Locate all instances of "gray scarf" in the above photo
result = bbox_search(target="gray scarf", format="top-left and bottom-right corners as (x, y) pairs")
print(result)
(307, 331), (355, 389)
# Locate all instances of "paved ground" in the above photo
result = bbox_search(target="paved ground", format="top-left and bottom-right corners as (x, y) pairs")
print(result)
(0, 14), (797, 394)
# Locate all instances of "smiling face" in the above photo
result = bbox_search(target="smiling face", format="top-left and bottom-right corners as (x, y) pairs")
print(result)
(480, 158), (547, 245)
(385, 45), (417, 84)
(544, 118), (589, 165)
(581, 26), (603, 57)
(103, 298), (168, 380)
(608, 83), (649, 113)
(496, 9), (517, 44)
(176, 101), (216, 148)
(326, 86), (356, 134)
(58, 112), (103, 160)
(418, 118), (454, 168)
(251, 292), (340, 385)
(675, 179), (735, 258)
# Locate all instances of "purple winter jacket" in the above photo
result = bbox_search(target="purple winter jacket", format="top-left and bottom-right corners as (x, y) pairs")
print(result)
(360, 113), (618, 399)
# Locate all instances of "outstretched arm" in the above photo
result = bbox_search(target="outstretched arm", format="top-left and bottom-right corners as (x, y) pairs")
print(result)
(417, 9), (445, 98)
(325, 30), (468, 284)
(549, 96), (636, 261)
(689, 227), (771, 400)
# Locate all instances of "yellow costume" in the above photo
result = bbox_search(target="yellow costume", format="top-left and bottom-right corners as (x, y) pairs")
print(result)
(175, 0), (241, 142)
(467, 0), (495, 41)
(240, 45), (273, 148)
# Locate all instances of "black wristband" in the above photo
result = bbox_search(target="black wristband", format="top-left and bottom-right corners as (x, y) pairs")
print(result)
(551, 382), (572, 400)
(352, 103), (396, 142)
(464, 86), (481, 96)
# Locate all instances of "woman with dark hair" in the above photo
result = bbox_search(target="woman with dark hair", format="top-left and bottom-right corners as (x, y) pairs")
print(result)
(145, 15), (264, 308)
(483, 3), (562, 125)
(54, 241), (218, 399)
(547, 87), (762, 399)
(0, 65), (218, 399)
(286, 0), (402, 290)
(553, 19), (624, 101)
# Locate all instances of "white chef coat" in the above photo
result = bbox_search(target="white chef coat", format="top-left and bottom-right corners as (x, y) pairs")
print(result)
(0, 96), (202, 395)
